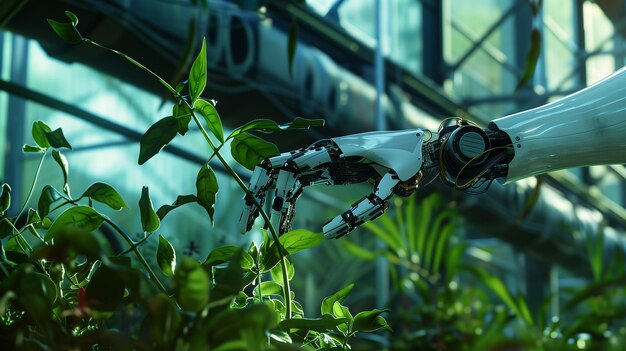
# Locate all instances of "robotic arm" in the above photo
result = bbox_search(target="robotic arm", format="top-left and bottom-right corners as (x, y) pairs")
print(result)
(239, 67), (626, 238)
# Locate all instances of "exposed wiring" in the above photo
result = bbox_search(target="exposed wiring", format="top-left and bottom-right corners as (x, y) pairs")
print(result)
(453, 144), (512, 190)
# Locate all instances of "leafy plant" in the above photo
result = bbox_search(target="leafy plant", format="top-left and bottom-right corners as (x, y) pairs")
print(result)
(344, 193), (534, 350)
(0, 10), (391, 350)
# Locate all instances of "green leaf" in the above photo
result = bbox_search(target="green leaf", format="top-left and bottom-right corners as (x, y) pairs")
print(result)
(139, 186), (160, 233)
(351, 309), (392, 333)
(174, 257), (210, 312)
(588, 225), (606, 281)
(253, 281), (283, 297)
(156, 194), (197, 220)
(82, 182), (128, 210)
(32, 121), (52, 148)
(321, 283), (354, 315)
(279, 315), (351, 332)
(31, 229), (102, 262)
(232, 291), (249, 309)
(332, 301), (352, 334)
(173, 100), (192, 136)
(564, 275), (626, 311)
(23, 144), (45, 153)
(514, 28), (541, 93)
(0, 184), (11, 214)
(141, 294), (182, 349)
(47, 11), (83, 44)
(343, 240), (377, 261)
(464, 265), (534, 326)
(211, 250), (246, 304)
(196, 164), (219, 223)
(26, 208), (41, 226)
(138, 117), (178, 165)
(269, 330), (292, 344)
(0, 218), (14, 239)
(44, 205), (105, 241)
(64, 10), (78, 25)
(157, 235), (176, 277)
(288, 18), (298, 78)
(204, 245), (254, 270)
(189, 38), (207, 103)
(52, 150), (70, 195)
(279, 229), (324, 255)
(38, 185), (60, 218)
(270, 258), (295, 287)
(230, 133), (279, 171)
(228, 117), (325, 140)
(45, 128), (72, 149)
(194, 98), (224, 142)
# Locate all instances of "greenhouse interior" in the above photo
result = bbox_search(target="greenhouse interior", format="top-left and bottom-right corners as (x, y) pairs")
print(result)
(1, 0), (626, 350)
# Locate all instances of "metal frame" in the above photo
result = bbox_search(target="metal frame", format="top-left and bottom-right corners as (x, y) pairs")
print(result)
(3, 34), (27, 215)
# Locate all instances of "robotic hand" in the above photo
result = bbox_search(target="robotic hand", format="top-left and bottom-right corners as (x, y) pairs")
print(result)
(240, 67), (626, 238)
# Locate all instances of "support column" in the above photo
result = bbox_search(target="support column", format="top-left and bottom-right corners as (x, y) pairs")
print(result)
(422, 0), (444, 84)
(4, 34), (28, 217)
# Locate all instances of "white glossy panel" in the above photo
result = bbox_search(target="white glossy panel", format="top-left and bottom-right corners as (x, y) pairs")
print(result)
(332, 129), (425, 181)
(492, 67), (626, 182)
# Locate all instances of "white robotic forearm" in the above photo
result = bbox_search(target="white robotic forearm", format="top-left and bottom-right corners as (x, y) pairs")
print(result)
(490, 67), (626, 183)
(239, 68), (626, 238)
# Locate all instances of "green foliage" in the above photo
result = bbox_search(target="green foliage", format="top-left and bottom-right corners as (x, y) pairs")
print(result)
(231, 133), (280, 171)
(1, 11), (370, 351)
(139, 186), (160, 233)
(44, 206), (104, 241)
(189, 38), (207, 103)
(196, 164), (219, 223)
(51, 150), (70, 195)
(194, 98), (224, 142)
(46, 11), (82, 44)
(174, 257), (210, 312)
(0, 184), (10, 215)
(45, 128), (73, 149)
(138, 116), (178, 165)
(157, 234), (176, 277)
(81, 182), (128, 210)
(156, 194), (197, 220)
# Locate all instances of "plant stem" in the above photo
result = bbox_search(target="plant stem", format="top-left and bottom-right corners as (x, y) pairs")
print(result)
(85, 36), (291, 316)
(187, 109), (292, 318)
(15, 150), (47, 221)
(117, 234), (151, 256)
(84, 39), (178, 96)
(2, 218), (32, 253)
(103, 217), (168, 294)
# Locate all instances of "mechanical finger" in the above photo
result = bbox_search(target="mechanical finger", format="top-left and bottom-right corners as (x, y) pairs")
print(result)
(269, 169), (299, 234)
(238, 162), (275, 233)
(323, 171), (400, 239)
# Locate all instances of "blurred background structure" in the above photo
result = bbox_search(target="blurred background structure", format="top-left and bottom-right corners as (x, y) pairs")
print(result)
(1, 0), (626, 347)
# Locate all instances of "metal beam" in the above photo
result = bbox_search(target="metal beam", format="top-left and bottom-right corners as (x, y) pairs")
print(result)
(0, 79), (211, 168)
(447, 0), (522, 73)
(4, 35), (27, 216)
(421, 0), (445, 84)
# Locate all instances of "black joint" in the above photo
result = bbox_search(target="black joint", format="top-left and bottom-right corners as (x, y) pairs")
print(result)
(272, 198), (284, 211)
(244, 194), (254, 205)
(284, 160), (299, 172)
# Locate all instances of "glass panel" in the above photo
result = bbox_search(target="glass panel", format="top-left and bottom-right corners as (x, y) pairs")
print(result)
(0, 31), (12, 179)
(544, 29), (578, 91)
(307, 0), (423, 75)
(586, 54), (615, 84)
(446, 0), (514, 63)
(583, 1), (615, 52)
(443, 0), (517, 118)
(388, 0), (422, 75)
